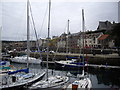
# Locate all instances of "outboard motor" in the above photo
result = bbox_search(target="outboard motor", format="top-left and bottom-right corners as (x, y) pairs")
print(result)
(12, 76), (16, 82)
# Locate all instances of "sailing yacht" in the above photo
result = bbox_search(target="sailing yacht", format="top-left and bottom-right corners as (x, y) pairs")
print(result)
(29, 0), (69, 89)
(0, 0), (45, 89)
(55, 20), (86, 70)
(11, 55), (41, 64)
(55, 56), (85, 70)
(64, 9), (92, 90)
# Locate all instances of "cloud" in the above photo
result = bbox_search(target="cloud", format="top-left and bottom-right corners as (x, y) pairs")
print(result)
(1, 1), (118, 41)
(2, 0), (120, 2)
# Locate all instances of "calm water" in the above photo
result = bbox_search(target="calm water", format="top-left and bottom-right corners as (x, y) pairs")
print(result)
(11, 62), (120, 89)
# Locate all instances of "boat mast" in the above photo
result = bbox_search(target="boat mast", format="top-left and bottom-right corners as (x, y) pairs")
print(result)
(66, 19), (69, 60)
(66, 19), (69, 54)
(82, 9), (85, 75)
(47, 0), (51, 80)
(27, 0), (30, 69)
(0, 27), (2, 60)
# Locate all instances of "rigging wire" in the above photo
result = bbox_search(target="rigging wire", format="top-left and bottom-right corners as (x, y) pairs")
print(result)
(51, 20), (68, 75)
(52, 20), (68, 62)
(29, 1), (48, 50)
(29, 2), (43, 61)
(38, 3), (48, 39)
(39, 4), (49, 51)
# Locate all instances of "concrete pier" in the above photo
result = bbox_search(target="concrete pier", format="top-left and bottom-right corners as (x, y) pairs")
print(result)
(36, 52), (120, 65)
(41, 61), (120, 69)
(9, 52), (120, 66)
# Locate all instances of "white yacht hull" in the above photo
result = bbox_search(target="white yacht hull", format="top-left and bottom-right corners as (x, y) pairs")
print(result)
(11, 56), (41, 64)
(65, 77), (92, 90)
(0, 71), (46, 89)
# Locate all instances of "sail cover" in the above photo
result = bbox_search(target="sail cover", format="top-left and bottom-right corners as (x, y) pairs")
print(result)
(8, 68), (29, 75)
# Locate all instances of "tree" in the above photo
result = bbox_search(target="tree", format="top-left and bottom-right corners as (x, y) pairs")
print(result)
(111, 23), (120, 47)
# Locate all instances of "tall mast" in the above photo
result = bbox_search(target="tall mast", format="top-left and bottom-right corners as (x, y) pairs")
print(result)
(46, 0), (51, 80)
(82, 9), (85, 75)
(27, 0), (30, 68)
(66, 19), (69, 54)
(0, 27), (2, 60)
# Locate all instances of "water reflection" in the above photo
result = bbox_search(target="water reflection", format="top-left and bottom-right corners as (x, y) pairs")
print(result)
(11, 62), (120, 88)
(88, 68), (120, 88)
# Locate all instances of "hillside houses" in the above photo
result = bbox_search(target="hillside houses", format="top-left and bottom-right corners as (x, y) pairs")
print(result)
(57, 31), (103, 50)
(2, 21), (117, 53)
(82, 32), (103, 48)
(57, 20), (116, 50)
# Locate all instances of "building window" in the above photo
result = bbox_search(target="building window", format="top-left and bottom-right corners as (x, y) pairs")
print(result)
(93, 37), (95, 43)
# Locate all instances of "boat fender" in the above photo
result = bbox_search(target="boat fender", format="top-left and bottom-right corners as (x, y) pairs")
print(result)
(72, 83), (78, 90)
(2, 76), (8, 85)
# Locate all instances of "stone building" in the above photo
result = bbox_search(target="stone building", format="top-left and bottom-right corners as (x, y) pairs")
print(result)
(83, 32), (103, 48)
(98, 34), (114, 48)
(57, 32), (67, 48)
(97, 20), (117, 32)
(57, 20), (116, 50)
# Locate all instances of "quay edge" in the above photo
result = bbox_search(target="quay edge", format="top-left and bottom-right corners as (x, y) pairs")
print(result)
(8, 52), (120, 66)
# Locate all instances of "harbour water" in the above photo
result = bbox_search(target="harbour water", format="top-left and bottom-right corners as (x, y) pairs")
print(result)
(11, 62), (120, 89)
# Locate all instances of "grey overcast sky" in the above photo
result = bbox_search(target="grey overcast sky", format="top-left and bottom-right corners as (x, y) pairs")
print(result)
(0, 0), (119, 41)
